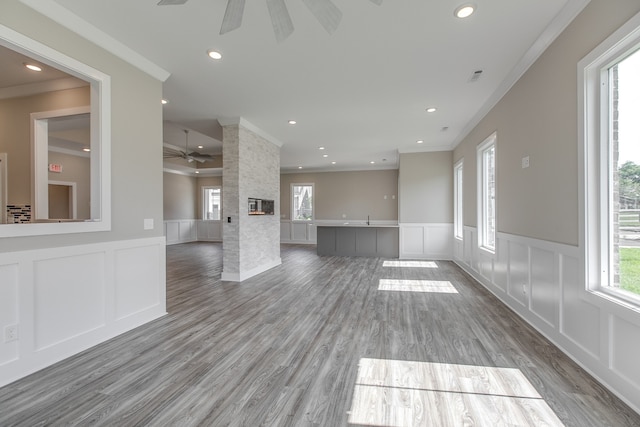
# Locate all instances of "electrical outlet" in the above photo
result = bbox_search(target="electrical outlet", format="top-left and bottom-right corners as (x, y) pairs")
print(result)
(4, 324), (18, 343)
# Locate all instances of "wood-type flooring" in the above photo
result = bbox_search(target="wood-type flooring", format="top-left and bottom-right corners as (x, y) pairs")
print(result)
(1, 242), (639, 426)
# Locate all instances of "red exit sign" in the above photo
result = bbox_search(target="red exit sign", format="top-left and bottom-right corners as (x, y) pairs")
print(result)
(48, 163), (62, 173)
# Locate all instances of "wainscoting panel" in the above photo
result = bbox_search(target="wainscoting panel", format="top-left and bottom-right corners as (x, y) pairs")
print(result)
(530, 247), (557, 328)
(0, 263), (19, 365)
(611, 316), (640, 390)
(507, 239), (529, 307)
(164, 220), (197, 245)
(454, 228), (640, 413)
(399, 223), (453, 260)
(560, 254), (600, 358)
(114, 245), (163, 320)
(33, 252), (106, 351)
(197, 220), (222, 242)
(0, 237), (166, 388)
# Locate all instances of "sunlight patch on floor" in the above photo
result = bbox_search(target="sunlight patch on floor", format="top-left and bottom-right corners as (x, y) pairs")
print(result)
(383, 260), (438, 268)
(378, 279), (458, 294)
(348, 358), (564, 427)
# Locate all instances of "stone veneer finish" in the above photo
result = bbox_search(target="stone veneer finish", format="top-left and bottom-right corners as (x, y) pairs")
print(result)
(222, 124), (281, 280)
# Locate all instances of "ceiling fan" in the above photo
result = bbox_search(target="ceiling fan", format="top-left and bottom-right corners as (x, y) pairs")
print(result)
(157, 0), (382, 43)
(163, 129), (214, 163)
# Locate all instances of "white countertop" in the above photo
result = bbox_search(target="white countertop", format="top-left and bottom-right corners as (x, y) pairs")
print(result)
(315, 222), (399, 228)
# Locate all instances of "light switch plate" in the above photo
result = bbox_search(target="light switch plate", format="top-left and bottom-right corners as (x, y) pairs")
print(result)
(144, 218), (154, 230)
(522, 156), (530, 169)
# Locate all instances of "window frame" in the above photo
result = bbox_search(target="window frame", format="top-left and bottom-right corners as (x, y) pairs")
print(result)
(201, 186), (221, 221)
(0, 24), (111, 237)
(579, 10), (640, 307)
(291, 183), (314, 222)
(477, 132), (497, 254)
(454, 159), (464, 240)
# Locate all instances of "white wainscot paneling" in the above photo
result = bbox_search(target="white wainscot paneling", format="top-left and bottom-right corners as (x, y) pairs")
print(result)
(611, 316), (640, 390)
(560, 254), (600, 358)
(0, 263), (19, 365)
(280, 220), (316, 244)
(454, 228), (640, 414)
(399, 223), (453, 260)
(115, 245), (163, 320)
(508, 240), (529, 307)
(530, 247), (557, 327)
(164, 219), (197, 245)
(477, 250), (494, 284)
(197, 220), (222, 241)
(0, 237), (166, 388)
(34, 253), (106, 351)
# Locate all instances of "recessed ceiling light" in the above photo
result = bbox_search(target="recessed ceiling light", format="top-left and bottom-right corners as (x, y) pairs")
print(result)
(417, 140), (424, 144)
(207, 50), (222, 60)
(454, 3), (475, 18)
(318, 146), (325, 150)
(331, 161), (336, 165)
(426, 107), (437, 113)
(323, 154), (328, 158)
(370, 161), (376, 164)
(161, 99), (169, 105)
(288, 120), (297, 125)
(298, 166), (303, 169)
(197, 145), (204, 149)
(83, 147), (91, 152)
(24, 63), (42, 72)
(195, 170), (200, 174)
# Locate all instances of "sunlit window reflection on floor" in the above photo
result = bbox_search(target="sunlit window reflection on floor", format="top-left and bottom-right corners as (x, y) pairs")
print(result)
(378, 279), (459, 294)
(348, 358), (564, 427)
(383, 260), (438, 268)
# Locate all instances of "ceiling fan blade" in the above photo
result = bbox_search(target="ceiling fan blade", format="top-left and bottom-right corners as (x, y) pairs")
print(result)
(267, 0), (294, 43)
(157, 0), (188, 5)
(220, 0), (246, 35)
(302, 0), (342, 34)
(368, 0), (382, 5)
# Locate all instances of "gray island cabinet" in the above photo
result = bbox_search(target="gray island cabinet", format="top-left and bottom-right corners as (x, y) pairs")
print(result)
(316, 223), (399, 258)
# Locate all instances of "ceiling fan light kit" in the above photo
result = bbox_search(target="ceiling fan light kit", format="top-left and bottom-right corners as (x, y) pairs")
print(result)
(158, 0), (382, 42)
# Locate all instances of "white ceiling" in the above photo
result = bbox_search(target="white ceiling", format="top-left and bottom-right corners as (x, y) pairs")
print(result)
(34, 0), (587, 172)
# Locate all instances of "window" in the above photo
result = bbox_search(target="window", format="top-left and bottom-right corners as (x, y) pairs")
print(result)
(292, 184), (314, 221)
(454, 160), (464, 240)
(477, 133), (496, 252)
(202, 186), (221, 220)
(580, 11), (640, 302)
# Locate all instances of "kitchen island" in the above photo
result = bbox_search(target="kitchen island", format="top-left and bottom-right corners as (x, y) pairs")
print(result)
(316, 223), (399, 258)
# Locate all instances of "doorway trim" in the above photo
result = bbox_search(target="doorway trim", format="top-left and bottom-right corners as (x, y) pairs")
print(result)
(48, 180), (77, 220)
(31, 106), (90, 220)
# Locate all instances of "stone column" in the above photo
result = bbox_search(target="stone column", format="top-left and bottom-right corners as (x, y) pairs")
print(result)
(220, 118), (281, 281)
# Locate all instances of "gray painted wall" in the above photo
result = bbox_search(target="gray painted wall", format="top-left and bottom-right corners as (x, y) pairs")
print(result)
(0, 1), (164, 252)
(398, 151), (453, 224)
(280, 169), (398, 221)
(453, 0), (640, 246)
(163, 172), (197, 220)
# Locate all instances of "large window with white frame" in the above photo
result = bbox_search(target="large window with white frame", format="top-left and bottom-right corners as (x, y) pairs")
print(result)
(580, 12), (640, 302)
(477, 133), (496, 253)
(202, 186), (221, 220)
(454, 159), (464, 240)
(291, 183), (314, 221)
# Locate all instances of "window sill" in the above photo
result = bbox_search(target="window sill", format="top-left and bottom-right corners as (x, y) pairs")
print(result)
(585, 288), (640, 315)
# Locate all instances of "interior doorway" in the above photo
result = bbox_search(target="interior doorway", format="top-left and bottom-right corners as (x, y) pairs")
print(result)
(48, 181), (77, 220)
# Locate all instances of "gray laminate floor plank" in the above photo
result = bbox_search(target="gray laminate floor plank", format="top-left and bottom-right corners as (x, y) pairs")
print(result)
(0, 243), (639, 426)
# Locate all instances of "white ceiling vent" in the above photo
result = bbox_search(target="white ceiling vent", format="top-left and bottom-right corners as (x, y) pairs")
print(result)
(469, 69), (483, 82)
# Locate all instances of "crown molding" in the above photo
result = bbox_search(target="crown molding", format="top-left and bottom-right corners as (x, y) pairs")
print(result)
(20, 0), (170, 82)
